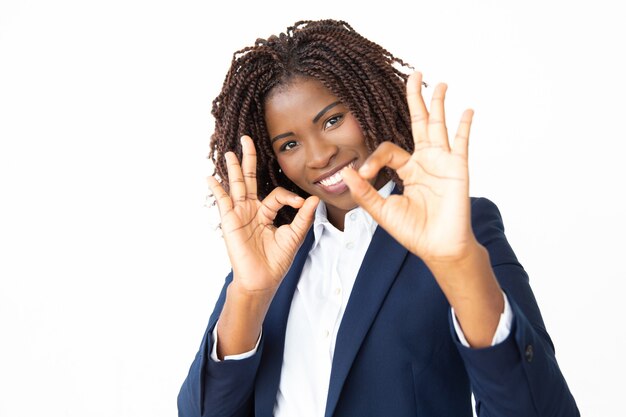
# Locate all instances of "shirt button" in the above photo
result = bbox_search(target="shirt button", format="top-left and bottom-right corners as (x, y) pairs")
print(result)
(345, 242), (354, 250)
(324, 330), (330, 338)
(350, 212), (357, 221)
(334, 287), (341, 295)
(524, 344), (534, 363)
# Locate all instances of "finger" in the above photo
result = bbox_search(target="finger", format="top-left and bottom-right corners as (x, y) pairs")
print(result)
(207, 176), (233, 216)
(428, 83), (450, 151)
(341, 167), (387, 222)
(225, 151), (246, 203)
(358, 141), (411, 179)
(452, 109), (474, 159)
(406, 72), (429, 146)
(288, 196), (319, 238)
(240, 135), (258, 200)
(259, 187), (305, 222)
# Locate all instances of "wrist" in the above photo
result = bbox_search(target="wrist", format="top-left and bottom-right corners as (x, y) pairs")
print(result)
(425, 242), (504, 347)
(423, 239), (487, 274)
(217, 282), (275, 359)
(427, 242), (498, 294)
(228, 279), (278, 304)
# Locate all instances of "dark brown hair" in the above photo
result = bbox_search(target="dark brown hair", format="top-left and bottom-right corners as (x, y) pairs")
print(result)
(209, 19), (415, 226)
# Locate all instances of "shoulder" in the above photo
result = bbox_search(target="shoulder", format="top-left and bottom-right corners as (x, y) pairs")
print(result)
(469, 196), (505, 235)
(470, 196), (503, 222)
(469, 197), (520, 266)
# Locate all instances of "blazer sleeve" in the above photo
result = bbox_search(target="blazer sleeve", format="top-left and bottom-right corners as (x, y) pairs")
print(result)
(450, 197), (580, 417)
(177, 271), (261, 417)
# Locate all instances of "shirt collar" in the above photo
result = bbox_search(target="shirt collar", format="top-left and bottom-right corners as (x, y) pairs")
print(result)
(311, 180), (396, 250)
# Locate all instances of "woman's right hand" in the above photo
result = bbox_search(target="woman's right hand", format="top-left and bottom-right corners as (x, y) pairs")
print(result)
(208, 135), (319, 296)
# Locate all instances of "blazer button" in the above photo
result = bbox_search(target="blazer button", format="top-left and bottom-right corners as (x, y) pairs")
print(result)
(524, 344), (534, 362)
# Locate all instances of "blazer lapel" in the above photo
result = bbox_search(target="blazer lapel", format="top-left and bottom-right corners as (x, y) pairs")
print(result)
(324, 226), (409, 417)
(254, 229), (315, 416)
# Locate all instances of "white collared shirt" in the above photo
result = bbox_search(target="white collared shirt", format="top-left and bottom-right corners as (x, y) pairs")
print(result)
(212, 181), (513, 417)
(273, 180), (396, 416)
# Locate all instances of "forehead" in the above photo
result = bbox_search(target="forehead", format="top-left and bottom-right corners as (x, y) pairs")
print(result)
(264, 77), (339, 120)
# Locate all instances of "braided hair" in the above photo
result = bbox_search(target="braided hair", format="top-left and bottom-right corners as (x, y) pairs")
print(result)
(209, 19), (416, 226)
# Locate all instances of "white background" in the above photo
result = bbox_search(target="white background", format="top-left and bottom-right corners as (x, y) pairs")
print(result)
(1, 0), (624, 415)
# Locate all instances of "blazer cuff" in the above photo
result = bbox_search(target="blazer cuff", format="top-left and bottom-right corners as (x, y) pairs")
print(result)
(200, 324), (264, 416)
(210, 320), (262, 362)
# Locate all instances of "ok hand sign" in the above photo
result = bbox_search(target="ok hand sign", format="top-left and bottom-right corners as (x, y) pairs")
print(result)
(342, 72), (476, 265)
(208, 136), (319, 294)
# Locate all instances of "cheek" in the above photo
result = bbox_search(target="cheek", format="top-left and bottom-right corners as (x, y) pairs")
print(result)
(277, 156), (307, 187)
(343, 117), (369, 148)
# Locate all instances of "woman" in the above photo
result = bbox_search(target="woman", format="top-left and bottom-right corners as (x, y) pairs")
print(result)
(178, 19), (579, 416)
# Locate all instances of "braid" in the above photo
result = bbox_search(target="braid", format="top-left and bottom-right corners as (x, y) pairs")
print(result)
(209, 19), (416, 226)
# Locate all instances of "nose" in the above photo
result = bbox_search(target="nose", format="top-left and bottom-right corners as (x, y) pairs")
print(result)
(305, 137), (338, 169)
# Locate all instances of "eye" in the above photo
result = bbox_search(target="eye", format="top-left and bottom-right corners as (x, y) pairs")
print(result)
(324, 114), (344, 130)
(279, 140), (298, 152)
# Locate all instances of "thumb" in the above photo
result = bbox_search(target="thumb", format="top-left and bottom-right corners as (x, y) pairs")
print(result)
(289, 196), (319, 238)
(341, 168), (386, 222)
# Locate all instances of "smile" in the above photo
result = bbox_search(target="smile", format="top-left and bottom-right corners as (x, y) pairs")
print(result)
(316, 161), (355, 186)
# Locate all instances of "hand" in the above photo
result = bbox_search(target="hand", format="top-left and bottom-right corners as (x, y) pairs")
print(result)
(343, 74), (505, 348)
(208, 135), (319, 294)
(341, 72), (476, 265)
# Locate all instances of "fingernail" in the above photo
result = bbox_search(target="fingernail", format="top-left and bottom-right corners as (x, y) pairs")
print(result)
(359, 163), (369, 174)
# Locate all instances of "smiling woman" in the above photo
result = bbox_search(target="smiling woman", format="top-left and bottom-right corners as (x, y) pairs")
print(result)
(206, 20), (416, 228)
(178, 19), (579, 417)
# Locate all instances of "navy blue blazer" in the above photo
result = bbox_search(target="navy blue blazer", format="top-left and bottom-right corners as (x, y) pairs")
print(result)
(178, 197), (579, 416)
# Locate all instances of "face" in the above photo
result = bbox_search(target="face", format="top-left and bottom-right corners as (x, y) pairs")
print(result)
(264, 77), (387, 227)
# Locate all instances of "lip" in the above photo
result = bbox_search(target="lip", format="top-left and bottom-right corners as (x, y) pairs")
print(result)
(313, 159), (357, 184)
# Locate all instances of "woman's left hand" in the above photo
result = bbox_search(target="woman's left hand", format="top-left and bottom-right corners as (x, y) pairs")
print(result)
(342, 72), (477, 265)
(343, 72), (505, 347)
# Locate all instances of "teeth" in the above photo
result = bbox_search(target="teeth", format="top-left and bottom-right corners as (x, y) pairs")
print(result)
(320, 172), (343, 187)
(319, 162), (355, 187)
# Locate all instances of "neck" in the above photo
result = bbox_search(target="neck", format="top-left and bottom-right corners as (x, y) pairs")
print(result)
(326, 206), (351, 231)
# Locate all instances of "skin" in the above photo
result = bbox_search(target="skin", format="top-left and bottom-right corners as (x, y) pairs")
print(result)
(207, 72), (504, 359)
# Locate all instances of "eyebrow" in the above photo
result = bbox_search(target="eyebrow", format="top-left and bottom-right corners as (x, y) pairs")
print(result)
(312, 101), (341, 124)
(270, 101), (342, 144)
(270, 132), (294, 144)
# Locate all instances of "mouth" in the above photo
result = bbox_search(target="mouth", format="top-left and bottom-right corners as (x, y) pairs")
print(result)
(314, 160), (356, 194)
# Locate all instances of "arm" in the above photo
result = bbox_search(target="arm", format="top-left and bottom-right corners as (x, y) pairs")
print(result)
(207, 138), (318, 358)
(178, 136), (318, 416)
(178, 273), (262, 417)
(342, 72), (502, 347)
(451, 197), (579, 416)
(341, 72), (579, 415)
